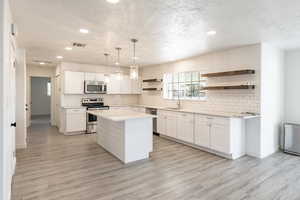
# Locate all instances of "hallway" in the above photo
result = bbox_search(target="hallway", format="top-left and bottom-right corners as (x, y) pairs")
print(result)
(12, 124), (300, 200)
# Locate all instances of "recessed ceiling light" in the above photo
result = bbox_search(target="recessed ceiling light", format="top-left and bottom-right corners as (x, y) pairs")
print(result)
(40, 62), (45, 65)
(132, 56), (139, 60)
(65, 47), (72, 51)
(115, 62), (120, 66)
(106, 0), (119, 4)
(207, 30), (217, 36)
(56, 56), (63, 59)
(79, 28), (89, 34)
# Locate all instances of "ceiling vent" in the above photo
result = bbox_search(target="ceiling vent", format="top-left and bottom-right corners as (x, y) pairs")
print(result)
(73, 42), (87, 48)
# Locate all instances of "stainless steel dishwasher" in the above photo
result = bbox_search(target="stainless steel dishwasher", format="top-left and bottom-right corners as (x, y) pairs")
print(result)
(284, 123), (300, 156)
(145, 108), (158, 134)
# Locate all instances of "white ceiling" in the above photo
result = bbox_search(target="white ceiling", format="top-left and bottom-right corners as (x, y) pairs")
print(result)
(10, 0), (300, 67)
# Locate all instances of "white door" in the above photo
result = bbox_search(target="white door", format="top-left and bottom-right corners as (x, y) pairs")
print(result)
(194, 120), (210, 148)
(26, 76), (31, 127)
(210, 124), (231, 154)
(9, 40), (16, 174)
(54, 75), (60, 127)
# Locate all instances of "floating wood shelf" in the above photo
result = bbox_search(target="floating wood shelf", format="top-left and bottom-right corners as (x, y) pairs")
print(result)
(142, 78), (163, 83)
(202, 69), (255, 78)
(142, 88), (162, 91)
(202, 85), (255, 90)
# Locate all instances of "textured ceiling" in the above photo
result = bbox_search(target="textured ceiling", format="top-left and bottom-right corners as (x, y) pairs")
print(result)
(10, 0), (300, 67)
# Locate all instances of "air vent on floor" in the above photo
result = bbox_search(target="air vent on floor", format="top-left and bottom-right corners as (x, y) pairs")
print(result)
(73, 42), (87, 48)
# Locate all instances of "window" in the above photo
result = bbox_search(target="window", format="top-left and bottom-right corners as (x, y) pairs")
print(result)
(47, 81), (51, 96)
(163, 71), (207, 100)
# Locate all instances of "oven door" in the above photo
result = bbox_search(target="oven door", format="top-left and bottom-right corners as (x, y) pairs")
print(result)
(87, 113), (97, 124)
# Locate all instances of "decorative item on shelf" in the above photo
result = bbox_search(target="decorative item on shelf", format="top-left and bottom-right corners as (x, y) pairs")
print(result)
(201, 85), (255, 90)
(202, 69), (255, 78)
(115, 47), (121, 66)
(130, 38), (139, 80)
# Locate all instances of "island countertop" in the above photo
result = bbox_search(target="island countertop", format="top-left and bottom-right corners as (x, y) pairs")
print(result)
(87, 110), (156, 122)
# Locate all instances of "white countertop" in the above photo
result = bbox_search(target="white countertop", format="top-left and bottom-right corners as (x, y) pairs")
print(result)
(61, 106), (86, 109)
(109, 104), (259, 119)
(87, 110), (156, 122)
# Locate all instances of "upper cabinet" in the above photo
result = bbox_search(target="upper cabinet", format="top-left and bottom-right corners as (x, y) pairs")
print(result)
(107, 74), (141, 94)
(64, 71), (84, 94)
(63, 71), (141, 95)
(85, 72), (105, 82)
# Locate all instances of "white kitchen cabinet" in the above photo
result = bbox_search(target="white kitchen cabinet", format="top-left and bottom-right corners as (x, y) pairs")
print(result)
(107, 74), (141, 94)
(120, 75), (131, 94)
(61, 108), (86, 135)
(85, 73), (105, 82)
(210, 123), (230, 154)
(177, 112), (194, 143)
(157, 110), (167, 135)
(194, 117), (210, 148)
(131, 79), (142, 94)
(107, 74), (121, 94)
(165, 112), (177, 138)
(64, 71), (84, 94)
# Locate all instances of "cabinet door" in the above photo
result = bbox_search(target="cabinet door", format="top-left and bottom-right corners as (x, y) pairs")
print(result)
(131, 79), (141, 94)
(85, 72), (96, 81)
(166, 114), (177, 138)
(157, 111), (166, 135)
(96, 73), (105, 81)
(120, 75), (131, 94)
(107, 75), (121, 94)
(66, 110), (86, 132)
(177, 113), (194, 143)
(64, 71), (84, 94)
(210, 124), (231, 154)
(194, 119), (210, 148)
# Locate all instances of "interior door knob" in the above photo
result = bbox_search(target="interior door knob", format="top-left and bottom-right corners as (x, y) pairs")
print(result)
(11, 122), (16, 127)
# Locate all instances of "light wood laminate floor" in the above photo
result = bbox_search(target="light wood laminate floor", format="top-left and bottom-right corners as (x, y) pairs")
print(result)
(12, 123), (300, 200)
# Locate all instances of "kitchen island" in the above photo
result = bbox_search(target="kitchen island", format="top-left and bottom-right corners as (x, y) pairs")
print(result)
(87, 110), (155, 164)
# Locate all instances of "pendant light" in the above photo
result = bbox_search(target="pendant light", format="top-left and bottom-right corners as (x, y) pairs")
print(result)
(130, 38), (139, 80)
(104, 53), (110, 83)
(115, 47), (121, 66)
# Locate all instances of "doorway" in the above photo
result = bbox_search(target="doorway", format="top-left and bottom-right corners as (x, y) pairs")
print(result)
(30, 77), (51, 125)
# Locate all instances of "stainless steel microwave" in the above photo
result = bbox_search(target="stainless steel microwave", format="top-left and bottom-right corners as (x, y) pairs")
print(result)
(84, 80), (107, 94)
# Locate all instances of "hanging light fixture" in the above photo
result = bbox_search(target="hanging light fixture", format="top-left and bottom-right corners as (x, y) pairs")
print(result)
(130, 38), (139, 80)
(115, 47), (121, 66)
(104, 53), (110, 83)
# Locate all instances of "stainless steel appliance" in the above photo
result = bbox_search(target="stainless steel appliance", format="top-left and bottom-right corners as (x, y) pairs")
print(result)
(283, 123), (300, 156)
(84, 80), (107, 94)
(82, 98), (109, 134)
(146, 107), (157, 134)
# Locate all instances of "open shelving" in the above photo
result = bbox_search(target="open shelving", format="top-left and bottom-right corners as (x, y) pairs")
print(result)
(202, 69), (255, 78)
(202, 85), (255, 90)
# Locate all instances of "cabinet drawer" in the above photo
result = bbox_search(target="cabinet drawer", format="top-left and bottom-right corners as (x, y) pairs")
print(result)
(66, 108), (86, 114)
(195, 115), (213, 123)
(178, 112), (194, 120)
(212, 117), (230, 126)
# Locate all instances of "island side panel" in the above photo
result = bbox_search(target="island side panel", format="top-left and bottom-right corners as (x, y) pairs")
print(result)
(124, 118), (153, 163)
(97, 117), (125, 162)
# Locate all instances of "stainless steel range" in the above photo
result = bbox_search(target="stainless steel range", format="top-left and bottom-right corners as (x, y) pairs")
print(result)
(82, 98), (109, 134)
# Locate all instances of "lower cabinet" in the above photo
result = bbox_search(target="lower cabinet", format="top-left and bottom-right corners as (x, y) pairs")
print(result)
(61, 108), (86, 135)
(157, 110), (245, 159)
(177, 112), (194, 143)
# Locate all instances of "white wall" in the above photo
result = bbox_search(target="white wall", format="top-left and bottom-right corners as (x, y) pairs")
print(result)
(31, 77), (51, 116)
(16, 49), (27, 149)
(59, 62), (139, 107)
(260, 43), (284, 158)
(284, 50), (300, 124)
(139, 44), (261, 114)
